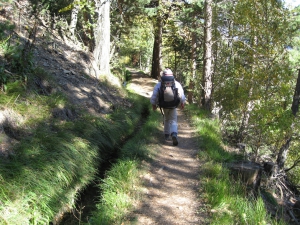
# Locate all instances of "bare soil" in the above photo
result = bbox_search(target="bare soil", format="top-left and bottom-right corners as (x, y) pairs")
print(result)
(126, 70), (209, 224)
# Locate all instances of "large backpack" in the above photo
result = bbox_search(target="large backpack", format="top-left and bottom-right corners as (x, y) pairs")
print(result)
(158, 76), (180, 109)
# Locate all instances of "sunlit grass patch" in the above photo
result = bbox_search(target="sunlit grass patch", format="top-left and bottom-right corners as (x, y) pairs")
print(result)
(89, 98), (157, 224)
(120, 107), (160, 159)
(202, 162), (274, 224)
(91, 160), (141, 225)
(0, 131), (99, 223)
(187, 106), (235, 162)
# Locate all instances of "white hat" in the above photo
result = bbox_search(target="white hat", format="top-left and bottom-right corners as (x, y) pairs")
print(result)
(162, 68), (173, 76)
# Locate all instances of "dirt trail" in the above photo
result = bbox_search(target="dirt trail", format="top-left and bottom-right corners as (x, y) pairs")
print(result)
(127, 69), (208, 224)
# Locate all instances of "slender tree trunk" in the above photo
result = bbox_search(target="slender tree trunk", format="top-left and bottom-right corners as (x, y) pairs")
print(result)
(93, 0), (110, 77)
(276, 69), (300, 170)
(70, 0), (80, 40)
(277, 138), (291, 170)
(151, 13), (163, 79)
(291, 69), (300, 117)
(174, 50), (177, 78)
(237, 32), (257, 143)
(201, 0), (213, 111)
(188, 30), (197, 104)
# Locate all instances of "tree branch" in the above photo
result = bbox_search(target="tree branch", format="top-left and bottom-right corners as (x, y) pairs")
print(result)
(285, 158), (300, 173)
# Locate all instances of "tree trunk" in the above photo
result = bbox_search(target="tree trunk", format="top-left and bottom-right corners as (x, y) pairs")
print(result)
(201, 0), (213, 111)
(70, 0), (80, 40)
(291, 69), (300, 116)
(276, 138), (291, 171)
(188, 30), (197, 104)
(276, 69), (300, 170)
(93, 0), (110, 77)
(151, 12), (163, 79)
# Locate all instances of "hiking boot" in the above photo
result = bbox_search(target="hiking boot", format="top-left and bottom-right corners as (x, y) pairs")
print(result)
(171, 132), (178, 146)
(165, 134), (170, 140)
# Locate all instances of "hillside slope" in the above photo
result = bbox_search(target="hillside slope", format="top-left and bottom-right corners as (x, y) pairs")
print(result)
(1, 0), (127, 154)
(1, 1), (146, 223)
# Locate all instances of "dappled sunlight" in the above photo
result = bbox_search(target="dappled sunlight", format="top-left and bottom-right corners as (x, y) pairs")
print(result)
(123, 71), (203, 224)
(127, 72), (158, 99)
(128, 106), (206, 224)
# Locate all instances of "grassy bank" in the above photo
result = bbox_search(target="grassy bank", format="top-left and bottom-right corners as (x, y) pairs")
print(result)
(187, 105), (286, 225)
(88, 95), (161, 224)
(0, 77), (149, 224)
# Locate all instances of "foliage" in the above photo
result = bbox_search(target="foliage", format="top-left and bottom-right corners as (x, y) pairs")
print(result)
(0, 21), (15, 91)
(2, 0), (300, 223)
(286, 136), (300, 185)
(288, 6), (300, 68)
(0, 0), (12, 5)
(110, 0), (154, 70)
(0, 14), (38, 91)
(212, 0), (296, 165)
(160, 1), (204, 96)
(163, 20), (192, 83)
(187, 104), (287, 225)
(29, 0), (73, 15)
(116, 18), (154, 70)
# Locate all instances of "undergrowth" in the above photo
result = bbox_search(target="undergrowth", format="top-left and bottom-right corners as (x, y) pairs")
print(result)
(187, 105), (287, 225)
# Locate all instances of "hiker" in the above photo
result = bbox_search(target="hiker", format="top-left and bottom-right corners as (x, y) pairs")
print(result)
(150, 68), (185, 146)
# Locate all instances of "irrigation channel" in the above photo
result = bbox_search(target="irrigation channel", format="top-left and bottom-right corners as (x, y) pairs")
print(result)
(56, 71), (151, 225)
(57, 106), (150, 225)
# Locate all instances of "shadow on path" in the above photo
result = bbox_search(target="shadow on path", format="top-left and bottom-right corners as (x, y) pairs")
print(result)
(125, 69), (208, 225)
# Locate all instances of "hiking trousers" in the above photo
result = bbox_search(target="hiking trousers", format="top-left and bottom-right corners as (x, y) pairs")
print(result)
(163, 108), (177, 135)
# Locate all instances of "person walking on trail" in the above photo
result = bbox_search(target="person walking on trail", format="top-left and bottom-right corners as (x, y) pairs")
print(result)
(150, 68), (186, 146)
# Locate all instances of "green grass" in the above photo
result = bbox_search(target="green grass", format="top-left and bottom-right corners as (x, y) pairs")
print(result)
(89, 102), (288, 225)
(186, 105), (287, 225)
(0, 72), (150, 224)
(90, 160), (141, 224)
(0, 64), (289, 224)
(88, 102), (160, 224)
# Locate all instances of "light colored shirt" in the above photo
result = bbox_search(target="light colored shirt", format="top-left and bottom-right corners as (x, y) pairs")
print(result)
(150, 80), (186, 106)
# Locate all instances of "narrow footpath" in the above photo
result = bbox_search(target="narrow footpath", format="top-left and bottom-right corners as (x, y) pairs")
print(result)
(127, 69), (208, 224)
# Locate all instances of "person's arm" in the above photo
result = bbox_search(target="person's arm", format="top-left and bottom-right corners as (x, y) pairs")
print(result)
(150, 83), (160, 111)
(176, 81), (186, 109)
(180, 102), (185, 109)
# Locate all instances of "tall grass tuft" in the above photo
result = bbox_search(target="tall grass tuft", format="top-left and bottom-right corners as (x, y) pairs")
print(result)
(90, 160), (140, 225)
